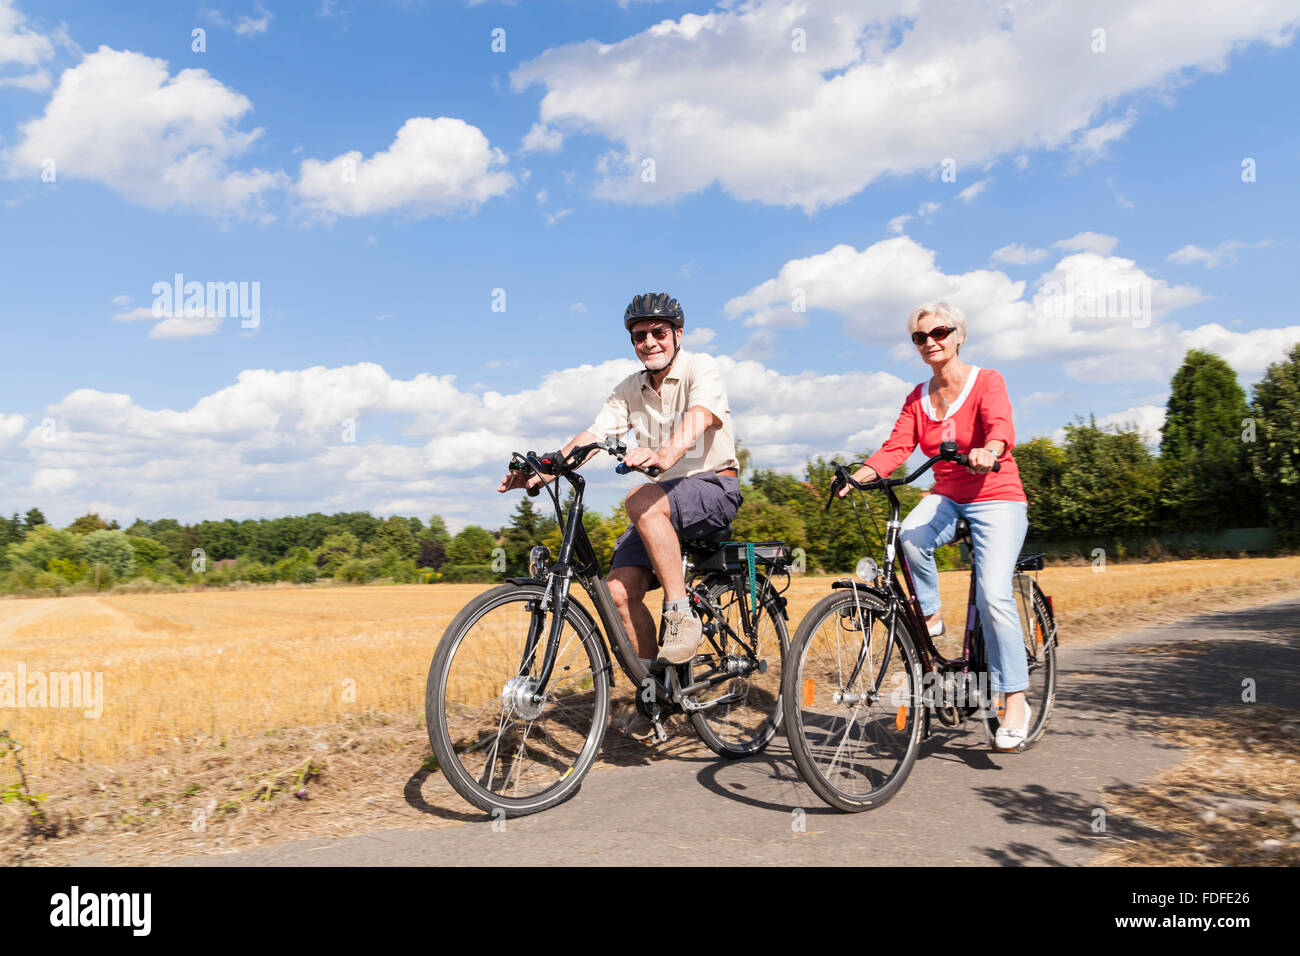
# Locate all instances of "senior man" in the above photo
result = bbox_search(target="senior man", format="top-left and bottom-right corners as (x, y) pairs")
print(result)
(498, 292), (741, 669)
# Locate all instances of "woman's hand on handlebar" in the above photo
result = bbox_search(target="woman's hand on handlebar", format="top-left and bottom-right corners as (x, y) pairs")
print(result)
(965, 447), (999, 474)
(838, 463), (878, 497)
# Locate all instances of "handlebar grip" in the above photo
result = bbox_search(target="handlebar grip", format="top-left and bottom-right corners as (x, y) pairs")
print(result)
(615, 462), (630, 475)
(526, 483), (540, 497)
(955, 454), (1002, 472)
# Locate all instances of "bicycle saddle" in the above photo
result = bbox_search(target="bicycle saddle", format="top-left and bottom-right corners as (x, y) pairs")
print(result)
(953, 517), (971, 541)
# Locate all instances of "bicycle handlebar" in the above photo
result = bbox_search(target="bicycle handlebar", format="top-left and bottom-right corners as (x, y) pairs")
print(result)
(508, 438), (661, 496)
(824, 440), (1000, 511)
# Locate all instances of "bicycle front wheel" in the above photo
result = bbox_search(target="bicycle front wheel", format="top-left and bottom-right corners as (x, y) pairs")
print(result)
(782, 588), (923, 812)
(686, 578), (789, 758)
(425, 582), (610, 817)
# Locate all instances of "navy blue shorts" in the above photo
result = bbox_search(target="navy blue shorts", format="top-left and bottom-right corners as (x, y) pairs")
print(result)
(608, 471), (742, 588)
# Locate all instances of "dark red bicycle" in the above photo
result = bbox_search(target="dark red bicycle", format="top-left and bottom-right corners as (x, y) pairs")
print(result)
(781, 441), (1059, 812)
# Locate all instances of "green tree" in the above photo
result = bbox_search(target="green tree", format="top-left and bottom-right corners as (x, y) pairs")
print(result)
(315, 531), (359, 577)
(425, 514), (452, 546)
(24, 508), (46, 531)
(1015, 437), (1068, 540)
(500, 499), (550, 574)
(128, 535), (170, 570)
(67, 513), (113, 534)
(1055, 417), (1159, 539)
(7, 524), (81, 571)
(371, 515), (418, 562)
(1246, 342), (1300, 546)
(1159, 349), (1263, 530)
(447, 525), (497, 565)
(81, 530), (137, 579)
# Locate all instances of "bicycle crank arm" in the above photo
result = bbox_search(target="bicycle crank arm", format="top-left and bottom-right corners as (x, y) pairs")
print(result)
(679, 691), (745, 713)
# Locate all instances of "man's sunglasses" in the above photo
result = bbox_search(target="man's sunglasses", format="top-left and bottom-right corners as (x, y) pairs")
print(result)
(911, 326), (958, 346)
(631, 327), (674, 344)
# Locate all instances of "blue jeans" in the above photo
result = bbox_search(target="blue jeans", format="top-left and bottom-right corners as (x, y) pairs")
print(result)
(899, 495), (1030, 695)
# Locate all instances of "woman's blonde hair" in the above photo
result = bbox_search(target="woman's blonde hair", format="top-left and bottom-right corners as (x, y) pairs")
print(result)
(906, 301), (966, 352)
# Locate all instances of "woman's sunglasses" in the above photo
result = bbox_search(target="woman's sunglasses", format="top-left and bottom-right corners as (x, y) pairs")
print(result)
(631, 327), (673, 345)
(911, 326), (957, 346)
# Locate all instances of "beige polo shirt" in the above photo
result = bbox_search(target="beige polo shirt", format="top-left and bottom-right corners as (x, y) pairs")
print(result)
(587, 349), (739, 482)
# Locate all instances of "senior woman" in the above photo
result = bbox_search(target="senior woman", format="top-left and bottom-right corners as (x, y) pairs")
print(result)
(840, 302), (1032, 752)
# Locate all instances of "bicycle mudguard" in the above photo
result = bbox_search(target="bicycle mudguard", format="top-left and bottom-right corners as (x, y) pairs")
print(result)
(829, 579), (892, 607)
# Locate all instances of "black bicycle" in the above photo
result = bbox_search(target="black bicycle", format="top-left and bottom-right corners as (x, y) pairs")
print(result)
(425, 438), (792, 817)
(781, 441), (1058, 812)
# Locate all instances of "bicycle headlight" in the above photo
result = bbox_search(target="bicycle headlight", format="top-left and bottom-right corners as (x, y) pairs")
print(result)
(855, 557), (880, 582)
(528, 545), (552, 578)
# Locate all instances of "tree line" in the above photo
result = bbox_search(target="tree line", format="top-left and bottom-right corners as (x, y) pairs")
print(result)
(1, 345), (1296, 596)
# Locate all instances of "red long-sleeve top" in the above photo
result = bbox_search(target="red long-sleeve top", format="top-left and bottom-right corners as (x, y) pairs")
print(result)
(864, 366), (1027, 504)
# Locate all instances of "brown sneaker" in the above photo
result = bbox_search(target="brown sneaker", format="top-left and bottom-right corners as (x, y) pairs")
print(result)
(658, 610), (703, 664)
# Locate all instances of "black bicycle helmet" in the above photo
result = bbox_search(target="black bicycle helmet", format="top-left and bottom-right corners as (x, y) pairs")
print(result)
(623, 292), (685, 330)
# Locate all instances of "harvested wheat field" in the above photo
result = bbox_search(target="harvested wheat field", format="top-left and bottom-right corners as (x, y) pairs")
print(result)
(1, 556), (1298, 864)
(2, 556), (1298, 781)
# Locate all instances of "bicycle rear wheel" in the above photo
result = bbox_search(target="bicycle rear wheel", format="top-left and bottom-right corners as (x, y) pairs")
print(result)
(978, 576), (1058, 751)
(686, 578), (788, 758)
(425, 582), (610, 817)
(782, 588), (923, 812)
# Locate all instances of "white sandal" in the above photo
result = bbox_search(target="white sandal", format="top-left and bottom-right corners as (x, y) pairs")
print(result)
(993, 703), (1031, 752)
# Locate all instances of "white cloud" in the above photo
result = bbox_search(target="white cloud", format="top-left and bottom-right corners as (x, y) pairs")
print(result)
(535, 187), (548, 204)
(1167, 239), (1272, 269)
(725, 235), (1238, 384)
(1072, 110), (1137, 160)
(512, 0), (1299, 210)
(3, 46), (282, 216)
(149, 315), (224, 339)
(1013, 154), (1030, 170)
(0, 412), (26, 445)
(0, 0), (53, 91)
(990, 243), (1048, 266)
(886, 214), (912, 235)
(1021, 390), (1063, 405)
(521, 122), (563, 154)
(957, 178), (992, 202)
(1, 357), (914, 527)
(0, 66), (47, 90)
(235, 4), (272, 36)
(1052, 404), (1166, 448)
(1053, 232), (1119, 256)
(545, 208), (572, 225)
(294, 117), (514, 220)
(689, 327), (716, 346)
(1179, 323), (1300, 379)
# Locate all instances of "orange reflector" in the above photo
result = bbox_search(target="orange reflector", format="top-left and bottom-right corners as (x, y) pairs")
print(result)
(1035, 619), (1043, 644)
(803, 678), (815, 707)
(895, 705), (907, 731)
(996, 695), (1005, 719)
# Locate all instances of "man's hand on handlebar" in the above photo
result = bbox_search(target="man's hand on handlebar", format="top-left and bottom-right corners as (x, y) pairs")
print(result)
(497, 468), (546, 494)
(622, 445), (669, 475)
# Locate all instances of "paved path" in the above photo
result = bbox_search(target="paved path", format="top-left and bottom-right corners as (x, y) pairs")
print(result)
(174, 595), (1300, 866)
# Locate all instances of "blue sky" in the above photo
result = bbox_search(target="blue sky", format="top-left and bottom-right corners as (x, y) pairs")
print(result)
(0, 0), (1297, 530)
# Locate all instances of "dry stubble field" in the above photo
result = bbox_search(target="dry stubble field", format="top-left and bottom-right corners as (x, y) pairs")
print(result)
(1, 556), (1298, 864)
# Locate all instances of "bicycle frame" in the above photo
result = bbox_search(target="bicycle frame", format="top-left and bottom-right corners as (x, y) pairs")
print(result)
(513, 448), (778, 710)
